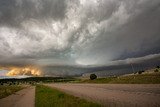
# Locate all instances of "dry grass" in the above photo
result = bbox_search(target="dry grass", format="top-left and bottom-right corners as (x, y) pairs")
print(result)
(0, 85), (23, 99)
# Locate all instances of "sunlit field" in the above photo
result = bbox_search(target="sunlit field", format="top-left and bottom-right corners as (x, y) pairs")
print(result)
(81, 72), (160, 84)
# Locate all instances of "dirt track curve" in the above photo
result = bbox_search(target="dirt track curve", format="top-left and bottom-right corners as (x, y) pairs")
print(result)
(47, 84), (160, 107)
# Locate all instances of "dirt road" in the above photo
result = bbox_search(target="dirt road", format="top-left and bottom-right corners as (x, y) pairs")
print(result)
(47, 84), (160, 107)
(0, 86), (35, 107)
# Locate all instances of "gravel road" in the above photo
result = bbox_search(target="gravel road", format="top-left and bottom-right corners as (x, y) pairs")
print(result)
(0, 86), (35, 107)
(47, 84), (160, 107)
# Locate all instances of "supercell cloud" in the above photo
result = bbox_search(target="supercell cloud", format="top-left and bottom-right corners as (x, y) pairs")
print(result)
(0, 0), (160, 76)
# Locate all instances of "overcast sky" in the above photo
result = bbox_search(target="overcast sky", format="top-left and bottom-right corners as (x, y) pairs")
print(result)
(0, 0), (160, 76)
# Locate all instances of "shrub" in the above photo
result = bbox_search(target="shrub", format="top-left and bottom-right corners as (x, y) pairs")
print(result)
(90, 74), (97, 80)
(156, 66), (160, 69)
(154, 69), (159, 72)
(138, 71), (143, 74)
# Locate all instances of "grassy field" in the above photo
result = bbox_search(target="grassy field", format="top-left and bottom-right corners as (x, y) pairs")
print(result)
(35, 85), (100, 107)
(0, 85), (23, 99)
(81, 72), (160, 84)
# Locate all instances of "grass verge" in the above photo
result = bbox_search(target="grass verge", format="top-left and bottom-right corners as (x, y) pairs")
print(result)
(35, 85), (100, 107)
(0, 85), (23, 99)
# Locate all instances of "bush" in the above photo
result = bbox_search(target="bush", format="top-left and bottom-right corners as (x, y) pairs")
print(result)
(154, 69), (159, 72)
(90, 74), (97, 80)
(156, 66), (160, 69)
(138, 71), (143, 74)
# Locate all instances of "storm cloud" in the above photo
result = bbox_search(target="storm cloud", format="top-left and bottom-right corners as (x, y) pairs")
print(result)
(0, 0), (160, 76)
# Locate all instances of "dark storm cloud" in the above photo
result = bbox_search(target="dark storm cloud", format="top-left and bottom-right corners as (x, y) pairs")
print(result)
(0, 57), (36, 67)
(75, 0), (160, 65)
(0, 0), (67, 27)
(0, 0), (160, 76)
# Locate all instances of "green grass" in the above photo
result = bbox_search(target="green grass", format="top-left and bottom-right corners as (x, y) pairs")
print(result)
(35, 85), (101, 107)
(81, 72), (160, 84)
(0, 85), (23, 99)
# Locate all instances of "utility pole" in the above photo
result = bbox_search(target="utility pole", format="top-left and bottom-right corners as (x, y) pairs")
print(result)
(130, 62), (135, 73)
(129, 59), (135, 73)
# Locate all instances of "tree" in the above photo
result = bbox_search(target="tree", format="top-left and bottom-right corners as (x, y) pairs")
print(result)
(154, 69), (159, 72)
(90, 74), (97, 80)
(138, 71), (143, 74)
(156, 66), (160, 69)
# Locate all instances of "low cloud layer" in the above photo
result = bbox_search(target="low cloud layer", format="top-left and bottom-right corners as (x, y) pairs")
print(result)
(0, 0), (160, 76)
